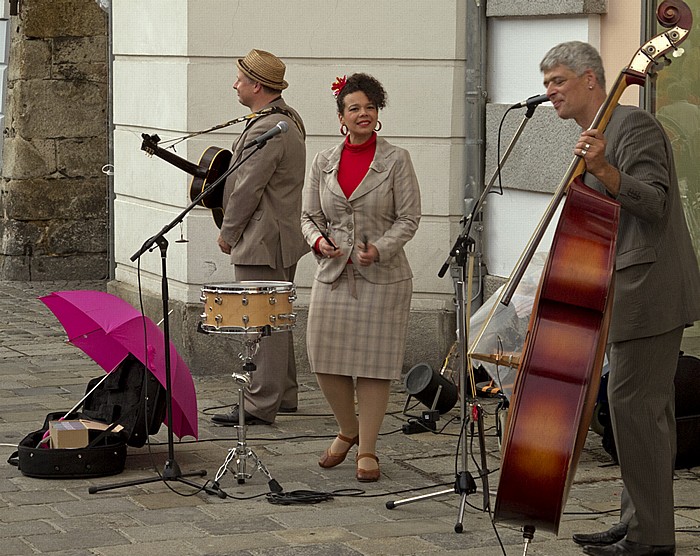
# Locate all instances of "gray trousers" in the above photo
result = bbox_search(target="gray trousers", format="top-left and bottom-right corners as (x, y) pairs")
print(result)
(608, 325), (683, 546)
(233, 264), (298, 423)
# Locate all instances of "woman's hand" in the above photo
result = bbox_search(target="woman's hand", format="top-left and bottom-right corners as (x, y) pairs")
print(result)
(319, 238), (343, 259)
(357, 240), (378, 266)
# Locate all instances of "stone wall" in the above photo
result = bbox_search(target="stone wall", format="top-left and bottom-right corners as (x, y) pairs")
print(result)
(0, 0), (109, 280)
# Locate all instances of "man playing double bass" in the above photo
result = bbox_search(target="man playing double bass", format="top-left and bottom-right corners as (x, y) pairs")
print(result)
(540, 41), (700, 556)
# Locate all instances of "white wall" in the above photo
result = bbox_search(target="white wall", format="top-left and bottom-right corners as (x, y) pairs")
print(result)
(485, 16), (601, 279)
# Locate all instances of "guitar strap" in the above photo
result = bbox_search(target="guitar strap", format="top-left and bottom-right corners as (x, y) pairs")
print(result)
(264, 106), (305, 137)
(159, 106), (304, 150)
(232, 105), (305, 157)
(212, 106), (303, 135)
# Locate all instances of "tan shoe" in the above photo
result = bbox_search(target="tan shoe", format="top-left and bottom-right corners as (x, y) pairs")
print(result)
(318, 434), (359, 468)
(355, 453), (380, 482)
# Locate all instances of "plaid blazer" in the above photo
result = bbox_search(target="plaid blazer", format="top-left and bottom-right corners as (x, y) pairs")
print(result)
(301, 137), (421, 284)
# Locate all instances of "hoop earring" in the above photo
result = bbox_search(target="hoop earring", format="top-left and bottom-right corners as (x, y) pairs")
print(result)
(340, 124), (348, 136)
(375, 121), (382, 132)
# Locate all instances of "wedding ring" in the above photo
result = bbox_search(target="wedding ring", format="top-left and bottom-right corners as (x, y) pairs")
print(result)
(585, 143), (591, 149)
(581, 149), (587, 156)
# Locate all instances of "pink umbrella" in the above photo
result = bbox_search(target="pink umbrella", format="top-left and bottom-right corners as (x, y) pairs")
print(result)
(40, 290), (198, 440)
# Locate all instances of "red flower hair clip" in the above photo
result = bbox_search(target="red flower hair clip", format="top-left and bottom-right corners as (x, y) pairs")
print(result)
(331, 75), (347, 98)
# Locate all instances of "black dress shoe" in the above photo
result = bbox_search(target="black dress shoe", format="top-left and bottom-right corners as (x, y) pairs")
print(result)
(583, 539), (675, 556)
(211, 407), (272, 426)
(573, 523), (628, 546)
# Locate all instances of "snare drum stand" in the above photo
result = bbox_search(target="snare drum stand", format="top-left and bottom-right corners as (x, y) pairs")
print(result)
(205, 331), (282, 499)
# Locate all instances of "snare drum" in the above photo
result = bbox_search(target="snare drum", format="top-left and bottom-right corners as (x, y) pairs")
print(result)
(200, 281), (296, 333)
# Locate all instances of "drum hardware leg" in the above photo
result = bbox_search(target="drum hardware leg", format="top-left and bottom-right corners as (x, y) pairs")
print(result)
(206, 333), (281, 497)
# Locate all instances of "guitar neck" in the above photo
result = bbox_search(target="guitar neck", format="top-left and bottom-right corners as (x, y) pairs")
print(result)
(141, 135), (207, 179)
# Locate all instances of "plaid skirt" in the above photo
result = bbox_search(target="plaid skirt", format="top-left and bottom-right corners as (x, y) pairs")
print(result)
(306, 266), (412, 380)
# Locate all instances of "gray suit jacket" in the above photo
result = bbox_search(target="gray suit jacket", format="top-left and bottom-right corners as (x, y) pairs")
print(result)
(301, 137), (421, 284)
(584, 104), (700, 342)
(220, 98), (309, 269)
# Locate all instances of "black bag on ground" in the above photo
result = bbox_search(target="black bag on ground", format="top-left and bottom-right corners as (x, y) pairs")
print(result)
(10, 411), (128, 479)
(599, 352), (700, 469)
(8, 354), (167, 478)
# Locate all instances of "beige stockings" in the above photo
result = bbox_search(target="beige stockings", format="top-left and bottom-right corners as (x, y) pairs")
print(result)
(315, 373), (391, 470)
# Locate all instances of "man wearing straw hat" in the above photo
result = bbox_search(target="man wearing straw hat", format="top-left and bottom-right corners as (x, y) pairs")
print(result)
(213, 49), (308, 426)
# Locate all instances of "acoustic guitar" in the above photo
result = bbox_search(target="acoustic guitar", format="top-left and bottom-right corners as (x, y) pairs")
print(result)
(140, 133), (232, 229)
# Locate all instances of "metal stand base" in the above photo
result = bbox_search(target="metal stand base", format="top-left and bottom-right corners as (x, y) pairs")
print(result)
(204, 336), (281, 499)
(388, 251), (491, 533)
(386, 470), (477, 533)
(386, 401), (492, 533)
(89, 461), (207, 494)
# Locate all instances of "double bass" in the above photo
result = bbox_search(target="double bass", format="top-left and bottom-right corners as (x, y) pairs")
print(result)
(491, 0), (693, 538)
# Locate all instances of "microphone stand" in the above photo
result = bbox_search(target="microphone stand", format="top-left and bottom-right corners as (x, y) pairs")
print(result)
(386, 103), (542, 532)
(89, 139), (270, 494)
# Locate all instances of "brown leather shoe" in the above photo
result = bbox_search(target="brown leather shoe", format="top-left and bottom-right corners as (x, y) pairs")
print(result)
(355, 453), (380, 482)
(318, 434), (358, 468)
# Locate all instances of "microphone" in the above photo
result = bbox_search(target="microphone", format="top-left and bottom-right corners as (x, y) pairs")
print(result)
(243, 121), (289, 149)
(510, 94), (550, 109)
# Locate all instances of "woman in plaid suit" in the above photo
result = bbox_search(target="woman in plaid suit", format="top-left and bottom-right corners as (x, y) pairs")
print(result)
(301, 73), (421, 482)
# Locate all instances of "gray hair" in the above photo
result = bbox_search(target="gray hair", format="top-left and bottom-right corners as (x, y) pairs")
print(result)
(540, 41), (606, 91)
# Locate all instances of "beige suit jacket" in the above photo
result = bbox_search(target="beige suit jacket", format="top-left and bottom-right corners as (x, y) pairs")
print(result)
(220, 98), (309, 269)
(301, 136), (421, 284)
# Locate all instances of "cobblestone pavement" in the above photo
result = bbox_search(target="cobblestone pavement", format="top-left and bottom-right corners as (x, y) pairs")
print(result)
(1, 280), (699, 555)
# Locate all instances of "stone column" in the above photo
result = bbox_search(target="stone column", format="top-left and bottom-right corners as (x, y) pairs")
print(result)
(0, 0), (109, 280)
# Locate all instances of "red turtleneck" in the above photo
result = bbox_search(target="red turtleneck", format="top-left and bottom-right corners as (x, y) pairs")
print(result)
(337, 132), (377, 198)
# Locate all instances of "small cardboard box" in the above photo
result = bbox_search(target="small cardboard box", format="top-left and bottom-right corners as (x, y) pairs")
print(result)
(49, 420), (88, 449)
(78, 419), (123, 434)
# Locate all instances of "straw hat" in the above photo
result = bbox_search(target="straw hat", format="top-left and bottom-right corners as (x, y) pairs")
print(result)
(237, 49), (289, 91)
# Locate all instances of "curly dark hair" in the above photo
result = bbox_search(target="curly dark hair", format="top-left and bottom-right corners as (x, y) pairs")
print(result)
(336, 73), (387, 113)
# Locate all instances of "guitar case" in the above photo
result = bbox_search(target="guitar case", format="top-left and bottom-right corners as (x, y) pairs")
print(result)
(598, 352), (700, 469)
(8, 354), (167, 479)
